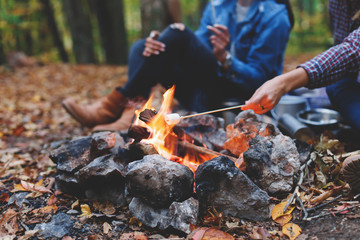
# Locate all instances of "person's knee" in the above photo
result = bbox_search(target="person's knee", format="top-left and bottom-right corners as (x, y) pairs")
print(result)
(129, 39), (146, 57)
(169, 23), (185, 31)
(160, 24), (194, 43)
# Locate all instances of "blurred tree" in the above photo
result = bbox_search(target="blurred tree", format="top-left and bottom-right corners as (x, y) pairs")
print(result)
(62, 0), (96, 63)
(199, 0), (208, 14)
(0, 31), (6, 65)
(90, 0), (128, 65)
(40, 0), (68, 62)
(140, 0), (181, 37)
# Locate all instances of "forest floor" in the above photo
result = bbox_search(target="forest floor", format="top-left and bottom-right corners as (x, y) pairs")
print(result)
(1, 54), (360, 239)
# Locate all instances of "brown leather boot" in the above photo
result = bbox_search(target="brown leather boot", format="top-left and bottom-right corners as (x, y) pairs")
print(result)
(91, 104), (138, 132)
(62, 89), (128, 128)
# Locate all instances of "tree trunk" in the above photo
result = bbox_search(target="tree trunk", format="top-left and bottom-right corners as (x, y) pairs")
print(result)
(41, 0), (69, 62)
(62, 0), (96, 63)
(140, 0), (181, 38)
(199, 0), (208, 14)
(91, 0), (128, 65)
(0, 31), (6, 65)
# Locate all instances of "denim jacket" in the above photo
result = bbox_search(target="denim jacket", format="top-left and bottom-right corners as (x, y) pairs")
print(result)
(195, 0), (291, 93)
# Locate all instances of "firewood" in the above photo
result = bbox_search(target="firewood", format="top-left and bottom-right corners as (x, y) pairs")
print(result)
(178, 141), (239, 164)
(128, 125), (151, 142)
(139, 109), (157, 123)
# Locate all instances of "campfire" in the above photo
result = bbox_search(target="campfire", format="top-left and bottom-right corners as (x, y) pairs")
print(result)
(130, 85), (238, 172)
(50, 85), (308, 234)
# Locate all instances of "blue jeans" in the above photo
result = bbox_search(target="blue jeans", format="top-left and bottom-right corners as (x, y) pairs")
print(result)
(326, 73), (360, 131)
(118, 26), (248, 112)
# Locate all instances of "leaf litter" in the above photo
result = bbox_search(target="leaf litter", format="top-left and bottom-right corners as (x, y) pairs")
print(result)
(1, 64), (360, 239)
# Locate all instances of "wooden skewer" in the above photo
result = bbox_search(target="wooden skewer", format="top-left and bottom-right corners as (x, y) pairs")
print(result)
(181, 104), (245, 119)
(165, 104), (245, 125)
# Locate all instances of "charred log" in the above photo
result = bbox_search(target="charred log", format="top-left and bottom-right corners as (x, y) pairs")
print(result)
(128, 125), (151, 142)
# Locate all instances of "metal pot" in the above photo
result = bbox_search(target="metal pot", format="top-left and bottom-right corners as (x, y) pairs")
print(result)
(271, 95), (309, 120)
(296, 108), (342, 132)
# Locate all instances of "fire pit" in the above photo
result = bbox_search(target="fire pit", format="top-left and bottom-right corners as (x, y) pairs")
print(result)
(50, 86), (309, 234)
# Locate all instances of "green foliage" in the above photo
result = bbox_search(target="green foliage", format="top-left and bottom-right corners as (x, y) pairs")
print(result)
(0, 0), (335, 63)
(286, 0), (333, 56)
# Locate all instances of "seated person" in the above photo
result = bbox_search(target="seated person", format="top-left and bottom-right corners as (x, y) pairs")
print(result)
(63, 0), (292, 131)
(243, 1), (360, 132)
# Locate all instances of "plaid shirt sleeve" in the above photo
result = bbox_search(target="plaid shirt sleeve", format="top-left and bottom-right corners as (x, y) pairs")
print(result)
(299, 27), (360, 89)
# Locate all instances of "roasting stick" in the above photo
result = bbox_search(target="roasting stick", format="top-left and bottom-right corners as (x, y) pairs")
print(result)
(165, 104), (245, 125)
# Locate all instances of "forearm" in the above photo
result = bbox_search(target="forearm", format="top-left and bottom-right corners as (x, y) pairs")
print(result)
(276, 67), (309, 95)
(242, 68), (309, 114)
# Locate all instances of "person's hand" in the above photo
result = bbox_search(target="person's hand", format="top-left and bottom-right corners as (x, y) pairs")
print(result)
(143, 30), (166, 57)
(242, 78), (286, 114)
(242, 68), (310, 114)
(207, 24), (230, 63)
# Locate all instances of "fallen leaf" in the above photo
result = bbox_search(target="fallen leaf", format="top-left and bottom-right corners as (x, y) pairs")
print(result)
(0, 193), (9, 202)
(248, 226), (270, 240)
(12, 183), (27, 192)
(80, 204), (92, 218)
(188, 227), (234, 240)
(274, 214), (292, 226)
(282, 223), (302, 240)
(94, 201), (116, 215)
(189, 227), (207, 240)
(331, 203), (351, 215)
(134, 232), (148, 240)
(0, 235), (16, 240)
(103, 222), (112, 234)
(129, 217), (140, 225)
(62, 236), (74, 240)
(71, 200), (79, 209)
(39, 205), (58, 214)
(0, 208), (18, 236)
(17, 180), (52, 193)
(272, 201), (295, 225)
(310, 186), (342, 204)
(18, 230), (39, 240)
(25, 191), (43, 199)
(225, 221), (240, 229)
(120, 233), (135, 239)
(47, 195), (57, 206)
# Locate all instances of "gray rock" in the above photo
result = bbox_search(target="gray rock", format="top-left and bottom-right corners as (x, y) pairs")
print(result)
(90, 131), (125, 159)
(34, 213), (74, 239)
(49, 136), (92, 173)
(8, 192), (29, 207)
(244, 134), (301, 194)
(76, 154), (127, 181)
(129, 197), (198, 234)
(51, 132), (129, 203)
(75, 154), (127, 205)
(126, 154), (194, 208)
(195, 156), (270, 221)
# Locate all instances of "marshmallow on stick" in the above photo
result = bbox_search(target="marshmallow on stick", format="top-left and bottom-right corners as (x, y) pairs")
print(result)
(164, 104), (245, 125)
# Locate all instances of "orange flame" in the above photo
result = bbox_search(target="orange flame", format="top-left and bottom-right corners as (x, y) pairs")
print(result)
(134, 85), (213, 171)
(142, 86), (178, 159)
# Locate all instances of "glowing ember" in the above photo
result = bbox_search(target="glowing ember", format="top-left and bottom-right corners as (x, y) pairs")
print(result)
(133, 86), (213, 171)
